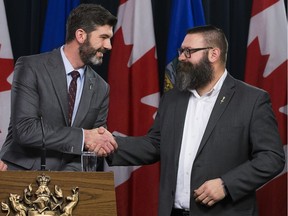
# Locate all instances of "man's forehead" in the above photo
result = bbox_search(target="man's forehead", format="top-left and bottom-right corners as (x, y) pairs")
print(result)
(182, 34), (204, 47)
(93, 25), (113, 35)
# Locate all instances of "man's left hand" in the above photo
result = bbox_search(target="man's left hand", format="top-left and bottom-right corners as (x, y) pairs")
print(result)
(193, 178), (226, 207)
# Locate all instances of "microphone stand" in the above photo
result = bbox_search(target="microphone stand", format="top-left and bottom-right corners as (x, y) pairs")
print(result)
(40, 116), (46, 171)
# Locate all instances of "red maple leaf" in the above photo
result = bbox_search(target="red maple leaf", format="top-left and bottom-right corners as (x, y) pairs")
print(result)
(107, 27), (159, 136)
(245, 37), (287, 145)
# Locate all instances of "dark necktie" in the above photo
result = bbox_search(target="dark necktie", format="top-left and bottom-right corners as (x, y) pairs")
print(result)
(68, 71), (80, 126)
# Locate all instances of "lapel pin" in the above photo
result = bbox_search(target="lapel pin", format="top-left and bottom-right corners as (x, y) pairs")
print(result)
(89, 84), (92, 90)
(220, 96), (226, 104)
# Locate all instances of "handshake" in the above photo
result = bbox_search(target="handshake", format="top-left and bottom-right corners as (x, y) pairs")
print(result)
(0, 127), (117, 171)
(84, 127), (118, 157)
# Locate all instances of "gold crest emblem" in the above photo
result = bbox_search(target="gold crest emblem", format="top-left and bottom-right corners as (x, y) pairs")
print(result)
(1, 174), (79, 216)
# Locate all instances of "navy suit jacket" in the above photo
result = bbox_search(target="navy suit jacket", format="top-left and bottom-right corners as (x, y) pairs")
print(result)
(108, 73), (285, 216)
(0, 48), (109, 171)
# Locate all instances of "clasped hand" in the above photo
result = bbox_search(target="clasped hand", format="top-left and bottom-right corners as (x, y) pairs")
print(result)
(0, 160), (7, 171)
(84, 127), (117, 157)
(193, 178), (226, 207)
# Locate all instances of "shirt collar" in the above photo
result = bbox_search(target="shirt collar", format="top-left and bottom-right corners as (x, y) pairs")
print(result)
(212, 69), (228, 94)
(60, 45), (85, 79)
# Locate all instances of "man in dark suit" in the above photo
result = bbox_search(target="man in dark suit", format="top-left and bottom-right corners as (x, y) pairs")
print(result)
(0, 4), (117, 171)
(107, 25), (285, 216)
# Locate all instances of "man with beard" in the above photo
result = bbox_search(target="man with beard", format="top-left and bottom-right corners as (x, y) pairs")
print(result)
(0, 4), (118, 171)
(106, 25), (285, 216)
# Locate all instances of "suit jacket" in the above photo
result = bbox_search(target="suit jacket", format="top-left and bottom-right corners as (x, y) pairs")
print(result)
(0, 48), (109, 171)
(108, 73), (285, 216)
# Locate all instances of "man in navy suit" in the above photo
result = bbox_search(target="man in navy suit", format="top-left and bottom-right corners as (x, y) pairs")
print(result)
(0, 4), (117, 171)
(107, 25), (285, 216)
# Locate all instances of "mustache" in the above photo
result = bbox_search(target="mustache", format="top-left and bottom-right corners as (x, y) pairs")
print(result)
(177, 61), (193, 73)
(96, 48), (108, 54)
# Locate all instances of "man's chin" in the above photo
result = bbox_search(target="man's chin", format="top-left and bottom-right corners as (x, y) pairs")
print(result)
(90, 57), (103, 66)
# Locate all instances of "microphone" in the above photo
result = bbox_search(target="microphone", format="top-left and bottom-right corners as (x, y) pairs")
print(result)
(39, 115), (46, 171)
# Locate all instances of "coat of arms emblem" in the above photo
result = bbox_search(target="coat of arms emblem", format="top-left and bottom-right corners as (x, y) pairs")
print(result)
(1, 173), (79, 216)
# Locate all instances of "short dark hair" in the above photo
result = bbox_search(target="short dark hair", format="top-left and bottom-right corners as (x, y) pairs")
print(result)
(187, 25), (228, 64)
(66, 4), (117, 42)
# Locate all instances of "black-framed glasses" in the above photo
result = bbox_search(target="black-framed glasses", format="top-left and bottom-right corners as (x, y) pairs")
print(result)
(177, 47), (213, 58)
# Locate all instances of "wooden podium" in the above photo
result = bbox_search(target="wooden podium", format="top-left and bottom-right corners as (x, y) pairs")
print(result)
(0, 171), (117, 216)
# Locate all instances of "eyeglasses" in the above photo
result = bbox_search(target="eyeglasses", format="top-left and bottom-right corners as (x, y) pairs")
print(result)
(177, 47), (213, 58)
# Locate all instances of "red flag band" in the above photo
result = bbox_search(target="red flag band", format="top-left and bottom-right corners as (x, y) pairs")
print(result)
(0, 0), (14, 149)
(245, 0), (287, 215)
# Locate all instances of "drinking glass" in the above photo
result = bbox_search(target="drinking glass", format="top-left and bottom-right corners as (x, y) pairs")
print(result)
(81, 151), (97, 172)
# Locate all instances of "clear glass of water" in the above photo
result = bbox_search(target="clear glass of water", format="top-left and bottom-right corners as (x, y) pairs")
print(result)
(81, 151), (97, 172)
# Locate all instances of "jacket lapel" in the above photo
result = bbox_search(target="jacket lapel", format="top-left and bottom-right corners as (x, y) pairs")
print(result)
(72, 67), (95, 126)
(45, 49), (70, 125)
(173, 90), (191, 167)
(196, 74), (236, 157)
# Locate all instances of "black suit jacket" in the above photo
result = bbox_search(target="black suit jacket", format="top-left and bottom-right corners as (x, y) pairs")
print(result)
(109, 73), (285, 216)
(0, 48), (109, 171)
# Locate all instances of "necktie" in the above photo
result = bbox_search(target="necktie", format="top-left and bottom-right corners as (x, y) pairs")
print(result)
(68, 71), (80, 126)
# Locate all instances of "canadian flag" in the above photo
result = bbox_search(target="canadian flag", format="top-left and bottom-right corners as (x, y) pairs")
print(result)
(105, 0), (160, 216)
(244, 0), (287, 215)
(0, 0), (14, 149)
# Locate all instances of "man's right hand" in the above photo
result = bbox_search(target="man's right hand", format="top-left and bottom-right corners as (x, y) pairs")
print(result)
(0, 160), (7, 171)
(84, 127), (117, 156)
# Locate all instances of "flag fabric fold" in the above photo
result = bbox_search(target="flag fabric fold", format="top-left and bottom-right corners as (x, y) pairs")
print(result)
(105, 0), (160, 215)
(164, 0), (206, 91)
(0, 0), (14, 149)
(244, 0), (287, 215)
(41, 0), (80, 53)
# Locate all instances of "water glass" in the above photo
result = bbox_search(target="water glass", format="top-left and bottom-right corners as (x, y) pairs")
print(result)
(81, 151), (97, 172)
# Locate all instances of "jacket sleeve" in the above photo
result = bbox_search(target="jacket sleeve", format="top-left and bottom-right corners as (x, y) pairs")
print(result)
(11, 56), (83, 155)
(221, 91), (285, 201)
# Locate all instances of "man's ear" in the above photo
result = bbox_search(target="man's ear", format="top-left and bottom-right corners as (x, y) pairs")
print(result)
(75, 29), (87, 43)
(208, 48), (220, 63)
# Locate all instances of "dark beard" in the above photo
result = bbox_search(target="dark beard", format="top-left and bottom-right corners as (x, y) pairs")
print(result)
(175, 55), (214, 92)
(79, 37), (106, 65)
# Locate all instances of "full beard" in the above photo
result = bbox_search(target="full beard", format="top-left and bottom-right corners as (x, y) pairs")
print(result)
(79, 38), (105, 66)
(175, 55), (214, 92)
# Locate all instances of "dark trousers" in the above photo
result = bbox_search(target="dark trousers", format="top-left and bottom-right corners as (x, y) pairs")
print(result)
(171, 208), (190, 216)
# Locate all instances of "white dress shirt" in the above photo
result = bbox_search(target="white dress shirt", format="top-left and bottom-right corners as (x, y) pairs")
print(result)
(60, 46), (85, 125)
(60, 46), (86, 149)
(174, 70), (227, 209)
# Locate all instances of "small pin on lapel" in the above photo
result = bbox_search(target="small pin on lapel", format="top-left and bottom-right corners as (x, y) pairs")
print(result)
(89, 84), (92, 90)
(220, 96), (226, 104)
